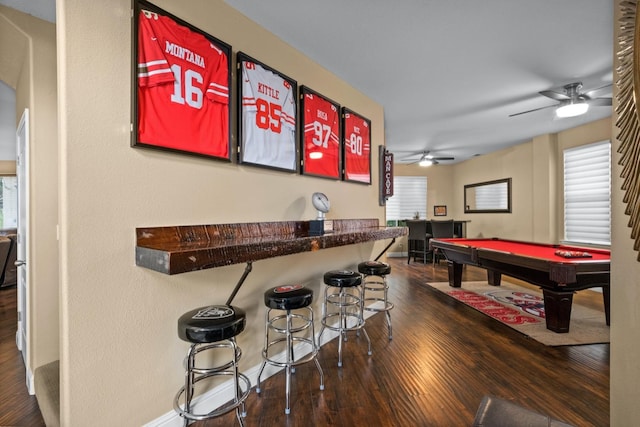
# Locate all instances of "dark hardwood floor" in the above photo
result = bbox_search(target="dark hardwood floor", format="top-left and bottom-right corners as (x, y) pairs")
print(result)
(0, 258), (609, 426)
(0, 285), (45, 427)
(198, 258), (609, 427)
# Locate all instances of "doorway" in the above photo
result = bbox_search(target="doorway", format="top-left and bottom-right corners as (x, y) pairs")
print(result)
(15, 108), (32, 393)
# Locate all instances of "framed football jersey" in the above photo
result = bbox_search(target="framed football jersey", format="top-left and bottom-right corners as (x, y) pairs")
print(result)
(342, 107), (372, 184)
(133, 0), (232, 161)
(300, 86), (341, 179)
(237, 52), (298, 172)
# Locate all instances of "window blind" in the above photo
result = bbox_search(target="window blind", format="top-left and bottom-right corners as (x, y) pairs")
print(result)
(385, 176), (427, 221)
(563, 140), (611, 245)
(475, 181), (509, 210)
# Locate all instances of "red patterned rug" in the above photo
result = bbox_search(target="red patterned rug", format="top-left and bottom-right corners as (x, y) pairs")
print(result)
(447, 288), (544, 325)
(427, 281), (609, 346)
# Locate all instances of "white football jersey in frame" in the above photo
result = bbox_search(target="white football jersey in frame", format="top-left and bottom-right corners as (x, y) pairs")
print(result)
(240, 60), (296, 170)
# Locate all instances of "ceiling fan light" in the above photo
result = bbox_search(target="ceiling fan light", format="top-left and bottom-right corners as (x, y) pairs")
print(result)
(556, 102), (589, 118)
(419, 158), (433, 167)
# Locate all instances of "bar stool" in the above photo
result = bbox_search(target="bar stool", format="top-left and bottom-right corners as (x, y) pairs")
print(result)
(255, 284), (324, 415)
(358, 261), (394, 340)
(318, 270), (372, 367)
(174, 305), (251, 426)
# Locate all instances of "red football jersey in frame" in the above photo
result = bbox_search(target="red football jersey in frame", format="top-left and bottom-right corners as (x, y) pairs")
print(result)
(137, 8), (230, 159)
(342, 109), (371, 184)
(301, 88), (340, 179)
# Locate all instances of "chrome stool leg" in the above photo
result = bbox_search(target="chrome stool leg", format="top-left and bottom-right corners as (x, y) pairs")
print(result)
(257, 285), (323, 415)
(320, 270), (371, 368)
(174, 305), (250, 426)
(359, 261), (394, 340)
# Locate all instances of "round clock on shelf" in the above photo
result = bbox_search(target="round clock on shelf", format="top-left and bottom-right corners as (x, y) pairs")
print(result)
(312, 192), (330, 219)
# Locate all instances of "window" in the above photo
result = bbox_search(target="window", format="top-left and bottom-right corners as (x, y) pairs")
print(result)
(385, 176), (427, 222)
(563, 140), (611, 245)
(0, 176), (17, 229)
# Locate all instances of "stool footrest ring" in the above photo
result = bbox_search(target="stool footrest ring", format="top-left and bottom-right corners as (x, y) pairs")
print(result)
(173, 371), (250, 421)
(364, 298), (394, 312)
(262, 338), (319, 368)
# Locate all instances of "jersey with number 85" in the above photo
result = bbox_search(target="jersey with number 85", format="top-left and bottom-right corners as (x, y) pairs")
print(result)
(241, 61), (296, 170)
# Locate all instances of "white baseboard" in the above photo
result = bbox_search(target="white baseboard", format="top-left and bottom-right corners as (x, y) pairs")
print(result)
(144, 309), (378, 426)
(27, 367), (34, 395)
(386, 252), (406, 258)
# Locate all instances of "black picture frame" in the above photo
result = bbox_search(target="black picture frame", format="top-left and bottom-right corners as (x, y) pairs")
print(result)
(341, 107), (371, 184)
(236, 52), (299, 172)
(434, 205), (447, 216)
(464, 178), (512, 213)
(132, 0), (232, 161)
(299, 86), (341, 179)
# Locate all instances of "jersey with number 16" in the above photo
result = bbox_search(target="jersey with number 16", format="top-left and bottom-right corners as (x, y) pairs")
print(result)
(137, 9), (229, 157)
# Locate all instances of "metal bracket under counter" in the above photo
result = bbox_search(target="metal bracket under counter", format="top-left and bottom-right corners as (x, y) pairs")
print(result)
(135, 219), (407, 276)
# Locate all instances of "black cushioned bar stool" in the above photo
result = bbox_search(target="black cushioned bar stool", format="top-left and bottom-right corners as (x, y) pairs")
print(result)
(256, 285), (324, 415)
(174, 305), (251, 426)
(318, 270), (372, 367)
(358, 261), (394, 340)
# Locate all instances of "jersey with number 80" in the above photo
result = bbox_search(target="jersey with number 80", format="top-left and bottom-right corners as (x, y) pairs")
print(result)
(137, 10), (229, 157)
(241, 61), (296, 170)
(343, 113), (371, 183)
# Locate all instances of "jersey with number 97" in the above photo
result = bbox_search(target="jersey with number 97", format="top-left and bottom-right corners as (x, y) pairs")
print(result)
(137, 10), (229, 157)
(241, 61), (296, 170)
(303, 93), (340, 178)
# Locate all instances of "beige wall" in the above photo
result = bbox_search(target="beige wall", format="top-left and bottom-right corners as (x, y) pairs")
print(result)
(392, 117), (610, 245)
(0, 5), (59, 385)
(0, 160), (16, 175)
(13, 0), (639, 424)
(611, 1), (640, 424)
(58, 0), (385, 424)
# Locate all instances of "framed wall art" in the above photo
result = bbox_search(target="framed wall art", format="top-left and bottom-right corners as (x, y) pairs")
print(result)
(133, 0), (232, 161)
(300, 86), (341, 179)
(342, 107), (371, 184)
(434, 205), (447, 216)
(237, 52), (298, 172)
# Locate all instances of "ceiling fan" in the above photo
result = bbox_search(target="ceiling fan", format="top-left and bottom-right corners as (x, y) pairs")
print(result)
(397, 151), (455, 166)
(509, 82), (612, 118)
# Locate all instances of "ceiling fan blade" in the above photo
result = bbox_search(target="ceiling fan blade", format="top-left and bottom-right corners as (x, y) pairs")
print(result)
(539, 90), (570, 101)
(588, 97), (612, 107)
(432, 156), (455, 161)
(509, 104), (557, 117)
(585, 83), (613, 96)
(398, 155), (422, 163)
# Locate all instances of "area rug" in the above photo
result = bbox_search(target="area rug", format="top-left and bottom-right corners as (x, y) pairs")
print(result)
(426, 281), (609, 346)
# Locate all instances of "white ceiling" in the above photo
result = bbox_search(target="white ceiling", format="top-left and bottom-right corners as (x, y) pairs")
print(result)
(1, 0), (613, 164)
(0, 0), (54, 22)
(224, 0), (614, 164)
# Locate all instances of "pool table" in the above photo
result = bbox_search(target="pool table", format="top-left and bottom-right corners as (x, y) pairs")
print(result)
(429, 238), (610, 333)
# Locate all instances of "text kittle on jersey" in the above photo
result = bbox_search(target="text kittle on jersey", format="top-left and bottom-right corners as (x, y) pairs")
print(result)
(257, 83), (280, 100)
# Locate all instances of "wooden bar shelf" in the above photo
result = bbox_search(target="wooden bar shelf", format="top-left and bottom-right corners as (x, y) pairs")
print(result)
(136, 218), (407, 275)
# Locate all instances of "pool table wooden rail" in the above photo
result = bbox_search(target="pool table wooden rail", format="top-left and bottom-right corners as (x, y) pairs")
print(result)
(430, 238), (610, 333)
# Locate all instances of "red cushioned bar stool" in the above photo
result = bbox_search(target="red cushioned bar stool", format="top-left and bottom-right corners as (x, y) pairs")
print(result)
(174, 305), (251, 426)
(256, 284), (324, 415)
(318, 270), (372, 367)
(358, 261), (394, 340)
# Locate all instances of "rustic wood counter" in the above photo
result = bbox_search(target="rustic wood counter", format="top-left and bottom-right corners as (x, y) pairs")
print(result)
(136, 218), (407, 275)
